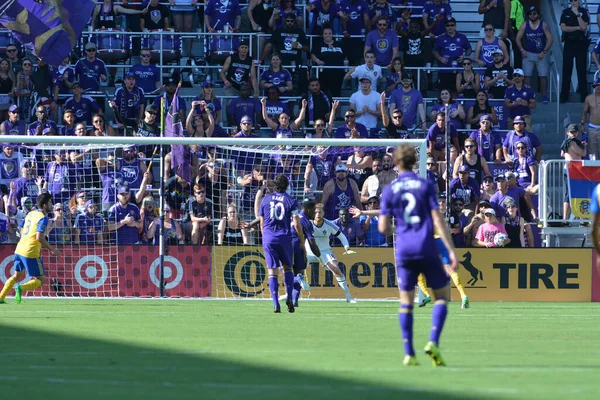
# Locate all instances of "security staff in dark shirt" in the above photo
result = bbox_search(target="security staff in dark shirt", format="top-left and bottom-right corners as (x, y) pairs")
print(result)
(560, 0), (589, 103)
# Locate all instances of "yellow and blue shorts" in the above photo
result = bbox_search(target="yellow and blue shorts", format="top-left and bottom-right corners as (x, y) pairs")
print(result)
(14, 254), (45, 277)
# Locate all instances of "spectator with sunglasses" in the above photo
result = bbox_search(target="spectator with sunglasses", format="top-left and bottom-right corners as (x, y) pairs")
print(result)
(449, 198), (469, 247)
(433, 17), (472, 93)
(456, 57), (480, 99)
(64, 81), (102, 126)
(227, 83), (261, 127)
(450, 165), (481, 212)
(388, 72), (427, 131)
(75, 43), (108, 93)
(73, 200), (104, 245)
(335, 108), (368, 139)
(422, 0), (452, 39)
(380, 92), (409, 139)
(5, 45), (21, 76)
(453, 138), (491, 185)
(469, 115), (503, 164)
(187, 183), (213, 245)
(504, 68), (536, 131)
(360, 196), (387, 247)
(512, 141), (538, 192)
(129, 48), (161, 93)
(426, 156), (443, 194)
(474, 23), (509, 68)
(364, 16), (398, 76)
(502, 115), (542, 165)
(0, 105), (26, 136)
(47, 202), (72, 245)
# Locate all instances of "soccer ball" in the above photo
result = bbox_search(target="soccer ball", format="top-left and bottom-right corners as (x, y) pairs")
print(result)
(493, 232), (508, 247)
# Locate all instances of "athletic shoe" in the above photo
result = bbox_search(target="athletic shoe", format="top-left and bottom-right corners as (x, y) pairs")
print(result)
(346, 298), (357, 304)
(286, 299), (295, 313)
(14, 285), (22, 304)
(461, 296), (470, 309)
(274, 304), (281, 313)
(543, 95), (549, 104)
(424, 341), (446, 367)
(278, 294), (287, 302)
(403, 355), (419, 366)
(418, 296), (431, 308)
(0, 299), (5, 304)
(297, 274), (311, 292)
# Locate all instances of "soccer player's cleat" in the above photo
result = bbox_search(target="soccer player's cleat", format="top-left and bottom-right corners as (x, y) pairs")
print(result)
(424, 341), (446, 367)
(403, 355), (419, 366)
(286, 299), (295, 313)
(346, 297), (357, 304)
(274, 304), (281, 313)
(461, 296), (470, 309)
(14, 284), (22, 304)
(0, 299), (5, 304)
(418, 296), (431, 308)
(279, 294), (287, 302)
(297, 274), (311, 292)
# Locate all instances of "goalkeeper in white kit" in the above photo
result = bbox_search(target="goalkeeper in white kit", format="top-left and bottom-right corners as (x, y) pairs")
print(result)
(306, 204), (357, 303)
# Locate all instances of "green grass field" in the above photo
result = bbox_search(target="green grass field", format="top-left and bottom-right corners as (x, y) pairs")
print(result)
(1, 300), (598, 400)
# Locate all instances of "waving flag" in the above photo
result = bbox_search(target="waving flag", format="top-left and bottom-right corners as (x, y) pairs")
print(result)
(165, 83), (191, 182)
(0, 0), (95, 66)
(567, 161), (600, 218)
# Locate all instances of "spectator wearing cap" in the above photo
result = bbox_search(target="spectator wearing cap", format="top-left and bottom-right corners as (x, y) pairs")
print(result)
(261, 97), (307, 138)
(321, 163), (362, 220)
(332, 207), (364, 247)
(263, 86), (290, 122)
(453, 137), (491, 185)
(75, 42), (108, 93)
(426, 111), (460, 161)
(205, 0), (242, 33)
(474, 208), (509, 247)
(469, 114), (502, 163)
(50, 57), (75, 100)
(107, 184), (142, 244)
(141, 0), (170, 31)
(10, 160), (42, 208)
(422, 0), (452, 39)
(187, 182), (214, 245)
(310, 23), (346, 97)
(64, 81), (102, 126)
(113, 72), (145, 121)
(480, 175), (496, 201)
(365, 16), (399, 73)
(303, 77), (332, 126)
(349, 77), (381, 138)
(47, 202), (71, 245)
(560, 0), (589, 103)
(503, 197), (533, 248)
(153, 76), (187, 126)
(450, 164), (481, 211)
(581, 78), (600, 159)
(306, 0), (339, 36)
(73, 200), (104, 244)
(221, 40), (259, 103)
(505, 170), (537, 222)
(344, 51), (383, 90)
(490, 173), (536, 221)
(260, 53), (293, 98)
(561, 123), (587, 223)
(478, 0), (510, 39)
(448, 197), (469, 247)
(227, 83), (261, 127)
(512, 140), (538, 191)
(129, 48), (161, 94)
(0, 105), (26, 136)
(192, 79), (221, 123)
(388, 72), (427, 130)
(335, 107), (368, 139)
(380, 92), (409, 139)
(360, 195), (388, 247)
(504, 68), (536, 131)
(515, 6), (553, 104)
(475, 23), (509, 68)
(484, 47), (514, 99)
(44, 149), (78, 207)
(0, 143), (24, 192)
(433, 17), (472, 93)
(109, 100), (159, 156)
(502, 115), (542, 164)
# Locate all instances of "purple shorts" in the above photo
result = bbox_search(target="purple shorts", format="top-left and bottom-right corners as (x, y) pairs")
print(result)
(396, 255), (449, 292)
(263, 240), (293, 269)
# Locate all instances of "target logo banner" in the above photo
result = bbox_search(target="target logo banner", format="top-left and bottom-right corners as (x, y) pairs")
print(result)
(118, 245), (211, 297)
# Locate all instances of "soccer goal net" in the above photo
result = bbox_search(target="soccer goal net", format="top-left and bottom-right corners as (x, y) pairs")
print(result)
(0, 136), (426, 300)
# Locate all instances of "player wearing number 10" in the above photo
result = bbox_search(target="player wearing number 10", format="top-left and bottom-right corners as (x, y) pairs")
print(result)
(0, 193), (61, 304)
(378, 145), (458, 367)
(259, 174), (303, 313)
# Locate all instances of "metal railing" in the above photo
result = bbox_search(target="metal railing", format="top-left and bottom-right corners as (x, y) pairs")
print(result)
(548, 51), (561, 133)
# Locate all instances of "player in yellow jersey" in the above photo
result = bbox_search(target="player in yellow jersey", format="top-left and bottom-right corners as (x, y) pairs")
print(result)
(0, 193), (61, 304)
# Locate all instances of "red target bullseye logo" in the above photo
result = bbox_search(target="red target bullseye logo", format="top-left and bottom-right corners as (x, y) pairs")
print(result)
(0, 255), (27, 284)
(74, 255), (109, 289)
(149, 256), (183, 290)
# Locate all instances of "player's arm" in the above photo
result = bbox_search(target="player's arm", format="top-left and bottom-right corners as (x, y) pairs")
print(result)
(307, 238), (321, 257)
(292, 215), (305, 249)
(36, 231), (59, 256)
(259, 216), (264, 233)
(333, 227), (354, 254)
(431, 209), (458, 272)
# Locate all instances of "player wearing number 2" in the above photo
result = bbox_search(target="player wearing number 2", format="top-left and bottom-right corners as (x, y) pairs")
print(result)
(378, 145), (458, 367)
(0, 193), (61, 304)
(259, 174), (303, 313)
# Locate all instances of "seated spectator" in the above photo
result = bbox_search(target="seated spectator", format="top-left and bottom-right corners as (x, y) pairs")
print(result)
(453, 138), (491, 184)
(344, 50), (383, 89)
(141, 0), (171, 31)
(10, 160), (42, 207)
(456, 57), (479, 99)
(306, 0), (339, 36)
(422, 0), (452, 39)
(107, 184), (142, 244)
(360, 157), (381, 202)
(467, 91), (499, 127)
(427, 111), (460, 161)
(75, 43), (108, 94)
(90, 113), (117, 137)
(321, 164), (362, 220)
(27, 105), (58, 137)
(129, 48), (161, 94)
(388, 73), (427, 130)
(332, 207), (364, 247)
(433, 17), (471, 93)
(361, 153), (395, 200)
(61, 109), (76, 136)
(480, 175), (495, 201)
(261, 97), (306, 138)
(218, 204), (249, 245)
(188, 183), (213, 245)
(0, 105), (26, 136)
(502, 115), (542, 164)
(164, 173), (192, 219)
(483, 48), (513, 99)
(337, 0), (369, 65)
(153, 76), (187, 125)
(221, 40), (259, 102)
(91, 0), (146, 29)
(473, 208), (509, 247)
(429, 89), (466, 132)
(260, 53), (293, 98)
(113, 72), (145, 121)
(504, 198), (533, 248)
(73, 200), (104, 244)
(474, 23), (509, 68)
(303, 78), (332, 125)
(470, 115), (502, 163)
(335, 107), (368, 139)
(263, 86), (290, 122)
(385, 57), (404, 93)
(310, 24), (346, 97)
(47, 202), (71, 244)
(147, 205), (183, 245)
(504, 68), (536, 131)
(380, 92), (409, 139)
(0, 144), (24, 191)
(360, 196), (387, 247)
(450, 165), (481, 212)
(193, 80), (222, 122)
(305, 112), (335, 138)
(43, 149), (77, 207)
(64, 81), (102, 126)
(350, 77), (381, 138)
(268, 0), (303, 31)
(346, 146), (372, 191)
(227, 83), (261, 127)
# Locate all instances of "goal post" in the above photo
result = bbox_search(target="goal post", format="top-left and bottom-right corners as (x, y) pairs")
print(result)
(0, 135), (427, 300)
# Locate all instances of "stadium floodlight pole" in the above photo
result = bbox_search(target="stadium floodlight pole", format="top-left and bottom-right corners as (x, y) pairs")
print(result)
(444, 106), (451, 222)
(159, 96), (166, 297)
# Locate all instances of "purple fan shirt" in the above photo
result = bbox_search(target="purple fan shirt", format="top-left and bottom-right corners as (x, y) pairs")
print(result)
(389, 88), (423, 128)
(259, 191), (299, 243)
(114, 86), (146, 119)
(433, 32), (471, 74)
(130, 64), (161, 93)
(308, 1), (339, 35)
(503, 130), (541, 160)
(291, 211), (314, 243)
(64, 95), (100, 125)
(365, 29), (399, 67)
(449, 177), (481, 206)
(75, 58), (108, 91)
(422, 2), (452, 37)
(264, 99), (290, 121)
(335, 122), (368, 139)
(504, 84), (535, 119)
(490, 186), (526, 219)
(205, 0), (242, 31)
(426, 123), (458, 151)
(74, 212), (105, 244)
(469, 129), (502, 162)
(227, 97), (260, 126)
(338, 0), (368, 35)
(107, 202), (141, 244)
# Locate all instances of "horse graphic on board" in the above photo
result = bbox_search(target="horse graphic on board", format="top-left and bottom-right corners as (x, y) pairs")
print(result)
(460, 251), (483, 286)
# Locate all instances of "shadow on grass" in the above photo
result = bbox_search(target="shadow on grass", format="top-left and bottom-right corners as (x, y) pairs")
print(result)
(0, 323), (504, 400)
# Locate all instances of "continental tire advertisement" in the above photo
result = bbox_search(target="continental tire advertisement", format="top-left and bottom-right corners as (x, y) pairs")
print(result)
(212, 247), (593, 302)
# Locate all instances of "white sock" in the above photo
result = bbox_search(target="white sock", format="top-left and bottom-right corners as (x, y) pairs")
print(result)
(336, 277), (352, 299)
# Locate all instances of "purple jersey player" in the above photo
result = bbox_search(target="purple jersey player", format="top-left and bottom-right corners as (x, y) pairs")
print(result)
(258, 174), (301, 313)
(378, 145), (458, 367)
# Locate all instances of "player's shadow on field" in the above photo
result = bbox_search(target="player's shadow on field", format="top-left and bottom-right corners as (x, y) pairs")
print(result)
(0, 323), (501, 400)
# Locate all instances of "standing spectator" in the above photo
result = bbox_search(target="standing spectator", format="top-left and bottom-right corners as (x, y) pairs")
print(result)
(489, 174), (536, 220)
(73, 200), (104, 244)
(467, 90), (498, 126)
(332, 207), (364, 247)
(186, 100), (216, 138)
(560, 0), (589, 103)
(484, 48), (514, 99)
(480, 175), (496, 201)
(269, 0), (304, 31)
(581, 78), (600, 159)
(306, 0), (339, 36)
(360, 157), (380, 201)
(261, 97), (306, 139)
(430, 89), (466, 132)
(156, 77), (187, 125)
(504, 198), (532, 248)
(113, 72), (145, 121)
(129, 48), (161, 94)
(304, 146), (338, 195)
(344, 51), (383, 89)
(188, 183), (213, 245)
(263, 86), (290, 121)
(164, 174), (192, 219)
(422, 0), (452, 38)
(512, 141), (538, 191)
(70, 123), (100, 190)
(321, 164), (362, 220)
(346, 146), (373, 191)
(450, 165), (481, 211)
(248, 0), (275, 49)
(141, 0), (171, 30)
(338, 0), (369, 66)
(426, 156), (444, 194)
(469, 114), (502, 163)
(107, 184), (142, 244)
(427, 111), (460, 161)
(502, 115), (542, 164)
(90, 113), (116, 137)
(364, 16), (398, 72)
(64, 81), (102, 126)
(50, 57), (75, 101)
(349, 77), (380, 137)
(16, 58), (34, 122)
(43, 149), (78, 207)
(221, 40), (259, 102)
(115, 146), (149, 191)
(75, 43), (108, 93)
(561, 124), (587, 222)
(218, 204), (249, 245)
(388, 73), (427, 130)
(205, 0), (241, 32)
(259, 53), (293, 98)
(227, 83), (261, 127)
(478, 0), (510, 38)
(109, 101), (159, 156)
(335, 106), (368, 139)
(91, 0), (145, 29)
(380, 92), (409, 139)
(171, 0), (198, 56)
(0, 60), (15, 123)
(474, 23), (509, 68)
(5, 44), (21, 76)
(400, 20), (433, 92)
(385, 57), (404, 93)
(367, 0), (395, 31)
(453, 137), (491, 184)
(30, 59), (57, 117)
(10, 160), (42, 205)
(47, 203), (71, 245)
(474, 208), (509, 247)
(504, 68), (536, 131)
(456, 57), (480, 99)
(0, 105), (26, 135)
(0, 144), (23, 191)
(310, 24), (346, 97)
(516, 6), (553, 104)
(303, 78), (332, 126)
(360, 196), (387, 247)
(433, 18), (472, 93)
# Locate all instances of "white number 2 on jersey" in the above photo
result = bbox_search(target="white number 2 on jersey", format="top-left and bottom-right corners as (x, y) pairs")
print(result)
(402, 193), (421, 224)
(269, 201), (285, 221)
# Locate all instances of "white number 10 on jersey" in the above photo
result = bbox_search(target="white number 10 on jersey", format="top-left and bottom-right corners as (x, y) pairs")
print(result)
(269, 201), (285, 221)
